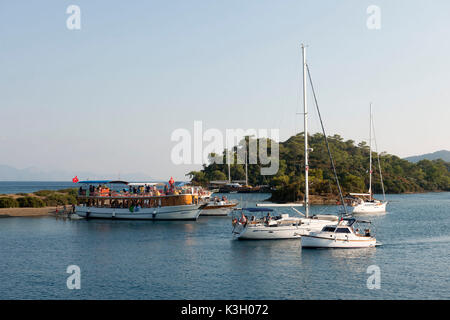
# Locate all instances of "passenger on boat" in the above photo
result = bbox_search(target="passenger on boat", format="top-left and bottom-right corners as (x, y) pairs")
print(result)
(239, 213), (248, 225)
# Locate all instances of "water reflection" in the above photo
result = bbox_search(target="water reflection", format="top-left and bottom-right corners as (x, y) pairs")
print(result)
(229, 239), (302, 267)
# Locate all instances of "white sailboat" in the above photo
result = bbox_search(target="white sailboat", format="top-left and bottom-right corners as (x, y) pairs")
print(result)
(300, 64), (380, 248)
(351, 104), (388, 214)
(231, 204), (339, 240)
(231, 44), (340, 240)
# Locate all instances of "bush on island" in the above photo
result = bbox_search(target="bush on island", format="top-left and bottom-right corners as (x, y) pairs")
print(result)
(44, 193), (77, 206)
(0, 197), (19, 208)
(34, 190), (54, 197)
(17, 196), (46, 208)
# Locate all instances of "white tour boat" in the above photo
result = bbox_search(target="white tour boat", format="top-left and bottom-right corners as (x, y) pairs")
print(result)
(301, 217), (378, 248)
(351, 104), (388, 214)
(75, 180), (204, 220)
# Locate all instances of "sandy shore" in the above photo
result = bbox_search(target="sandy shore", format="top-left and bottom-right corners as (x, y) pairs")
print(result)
(0, 206), (67, 217)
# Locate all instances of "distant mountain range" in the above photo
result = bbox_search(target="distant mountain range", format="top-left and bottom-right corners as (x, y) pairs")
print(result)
(0, 165), (155, 181)
(404, 150), (450, 163)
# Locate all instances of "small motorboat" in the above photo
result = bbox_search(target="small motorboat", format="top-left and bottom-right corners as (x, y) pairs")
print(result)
(200, 197), (238, 216)
(301, 217), (378, 248)
(68, 213), (84, 220)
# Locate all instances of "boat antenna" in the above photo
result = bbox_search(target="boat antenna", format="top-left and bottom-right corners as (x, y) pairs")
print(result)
(305, 63), (348, 216)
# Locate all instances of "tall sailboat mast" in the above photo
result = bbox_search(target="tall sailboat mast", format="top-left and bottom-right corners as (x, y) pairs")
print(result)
(302, 44), (309, 218)
(372, 112), (386, 202)
(368, 103), (373, 201)
(228, 150), (231, 183)
(245, 145), (248, 186)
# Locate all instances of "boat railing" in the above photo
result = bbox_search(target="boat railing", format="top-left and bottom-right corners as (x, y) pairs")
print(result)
(77, 191), (198, 198)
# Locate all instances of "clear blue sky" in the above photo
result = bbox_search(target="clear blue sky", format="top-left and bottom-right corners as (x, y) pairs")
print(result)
(1, 0), (449, 180)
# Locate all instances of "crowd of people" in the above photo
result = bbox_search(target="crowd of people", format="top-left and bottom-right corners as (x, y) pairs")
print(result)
(78, 184), (203, 198)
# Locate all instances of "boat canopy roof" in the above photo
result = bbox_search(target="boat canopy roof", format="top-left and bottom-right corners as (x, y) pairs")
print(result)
(128, 182), (160, 186)
(355, 219), (372, 224)
(341, 217), (372, 226)
(77, 180), (128, 185)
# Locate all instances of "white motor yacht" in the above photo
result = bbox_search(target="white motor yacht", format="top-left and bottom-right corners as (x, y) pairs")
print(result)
(301, 217), (378, 248)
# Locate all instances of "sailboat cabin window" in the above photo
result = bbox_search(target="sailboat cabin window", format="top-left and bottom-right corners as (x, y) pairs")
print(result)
(336, 228), (351, 233)
(323, 227), (336, 232)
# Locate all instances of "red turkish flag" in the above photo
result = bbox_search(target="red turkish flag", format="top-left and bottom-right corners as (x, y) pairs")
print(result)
(72, 176), (79, 183)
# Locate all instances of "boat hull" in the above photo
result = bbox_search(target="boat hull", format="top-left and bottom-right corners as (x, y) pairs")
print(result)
(233, 224), (303, 239)
(200, 203), (237, 216)
(233, 218), (337, 240)
(200, 207), (234, 216)
(352, 202), (387, 214)
(75, 204), (202, 220)
(301, 235), (377, 248)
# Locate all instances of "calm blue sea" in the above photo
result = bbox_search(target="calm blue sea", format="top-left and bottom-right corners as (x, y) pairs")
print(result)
(0, 181), (449, 299)
(0, 181), (76, 194)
